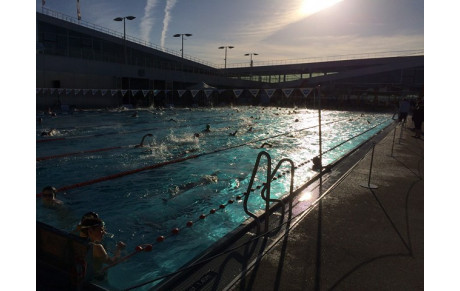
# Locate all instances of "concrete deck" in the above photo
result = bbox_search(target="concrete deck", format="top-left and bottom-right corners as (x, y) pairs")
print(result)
(152, 118), (423, 291)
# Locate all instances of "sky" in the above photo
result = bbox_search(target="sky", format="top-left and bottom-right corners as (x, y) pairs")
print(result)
(34, 0), (424, 67)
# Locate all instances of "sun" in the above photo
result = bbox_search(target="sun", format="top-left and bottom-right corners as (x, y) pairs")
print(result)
(299, 0), (344, 16)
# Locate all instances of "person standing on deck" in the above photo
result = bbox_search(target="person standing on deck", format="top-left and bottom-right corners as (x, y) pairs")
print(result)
(412, 98), (424, 139)
(398, 98), (410, 125)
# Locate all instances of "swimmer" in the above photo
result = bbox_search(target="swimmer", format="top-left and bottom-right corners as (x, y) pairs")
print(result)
(203, 124), (211, 132)
(295, 119), (299, 122)
(247, 127), (253, 132)
(168, 173), (219, 199)
(194, 133), (200, 138)
(41, 186), (63, 208)
(40, 128), (59, 136)
(135, 133), (153, 148)
(229, 130), (238, 136)
(46, 108), (56, 116)
(169, 118), (177, 122)
(131, 111), (139, 117)
(78, 216), (126, 280)
(37, 117), (43, 124)
(76, 212), (100, 238)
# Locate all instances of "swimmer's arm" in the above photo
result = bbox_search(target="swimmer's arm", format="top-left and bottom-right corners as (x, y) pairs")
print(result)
(93, 244), (120, 265)
(93, 244), (111, 264)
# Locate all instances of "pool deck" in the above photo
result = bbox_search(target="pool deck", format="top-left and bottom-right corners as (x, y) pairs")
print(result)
(231, 121), (424, 290)
(156, 119), (423, 291)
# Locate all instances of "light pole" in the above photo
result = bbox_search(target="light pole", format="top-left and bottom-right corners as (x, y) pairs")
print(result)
(114, 16), (136, 64)
(218, 46), (234, 69)
(114, 16), (136, 40)
(244, 53), (258, 67)
(173, 33), (192, 58)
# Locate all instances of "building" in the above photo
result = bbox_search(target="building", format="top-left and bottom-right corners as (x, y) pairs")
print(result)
(36, 8), (423, 109)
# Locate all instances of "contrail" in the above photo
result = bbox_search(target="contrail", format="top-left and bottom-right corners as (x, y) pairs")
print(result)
(160, 0), (178, 49)
(140, 0), (160, 43)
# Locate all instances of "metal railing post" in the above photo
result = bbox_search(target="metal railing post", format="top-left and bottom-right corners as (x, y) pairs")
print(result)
(391, 125), (397, 157)
(360, 142), (378, 189)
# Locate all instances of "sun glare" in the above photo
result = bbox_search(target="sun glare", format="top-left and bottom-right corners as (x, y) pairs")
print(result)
(299, 0), (344, 16)
(299, 191), (313, 202)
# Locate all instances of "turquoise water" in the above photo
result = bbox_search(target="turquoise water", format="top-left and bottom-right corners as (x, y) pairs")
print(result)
(36, 106), (392, 290)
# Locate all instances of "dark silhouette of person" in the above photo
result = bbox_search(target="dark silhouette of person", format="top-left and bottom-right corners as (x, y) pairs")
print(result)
(203, 124), (211, 132)
(412, 99), (424, 138)
(312, 156), (332, 173)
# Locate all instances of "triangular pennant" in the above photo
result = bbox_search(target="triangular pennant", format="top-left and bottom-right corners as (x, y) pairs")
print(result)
(121, 90), (128, 96)
(50, 88), (56, 94)
(191, 90), (200, 97)
(66, 89), (73, 95)
(300, 88), (313, 98)
(204, 89), (214, 97)
(153, 89), (161, 96)
(177, 90), (186, 97)
(92, 89), (99, 95)
(264, 89), (276, 98)
(233, 89), (243, 98)
(101, 89), (107, 96)
(74, 89), (81, 95)
(249, 89), (259, 97)
(83, 89), (90, 95)
(282, 88), (294, 98)
(131, 90), (139, 96)
(36, 88), (42, 94)
(111, 90), (118, 96)
(142, 90), (150, 97)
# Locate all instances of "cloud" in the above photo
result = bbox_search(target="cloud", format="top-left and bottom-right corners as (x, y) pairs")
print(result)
(160, 0), (178, 49)
(140, 0), (160, 42)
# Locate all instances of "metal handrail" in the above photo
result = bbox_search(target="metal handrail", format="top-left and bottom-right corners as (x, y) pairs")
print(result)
(224, 49), (424, 69)
(243, 151), (295, 234)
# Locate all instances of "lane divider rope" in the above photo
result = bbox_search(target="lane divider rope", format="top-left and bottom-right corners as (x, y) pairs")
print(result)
(36, 117), (378, 197)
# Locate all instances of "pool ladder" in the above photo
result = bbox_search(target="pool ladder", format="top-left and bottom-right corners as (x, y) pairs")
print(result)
(243, 151), (295, 235)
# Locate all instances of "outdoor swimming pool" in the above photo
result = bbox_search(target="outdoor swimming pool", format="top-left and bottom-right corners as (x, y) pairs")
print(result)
(36, 106), (392, 290)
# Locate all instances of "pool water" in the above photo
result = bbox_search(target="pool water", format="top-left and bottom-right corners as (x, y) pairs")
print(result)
(36, 106), (392, 290)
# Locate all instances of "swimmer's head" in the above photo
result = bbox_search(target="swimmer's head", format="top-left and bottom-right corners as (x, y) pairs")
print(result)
(41, 186), (57, 200)
(81, 211), (99, 221)
(79, 216), (105, 240)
